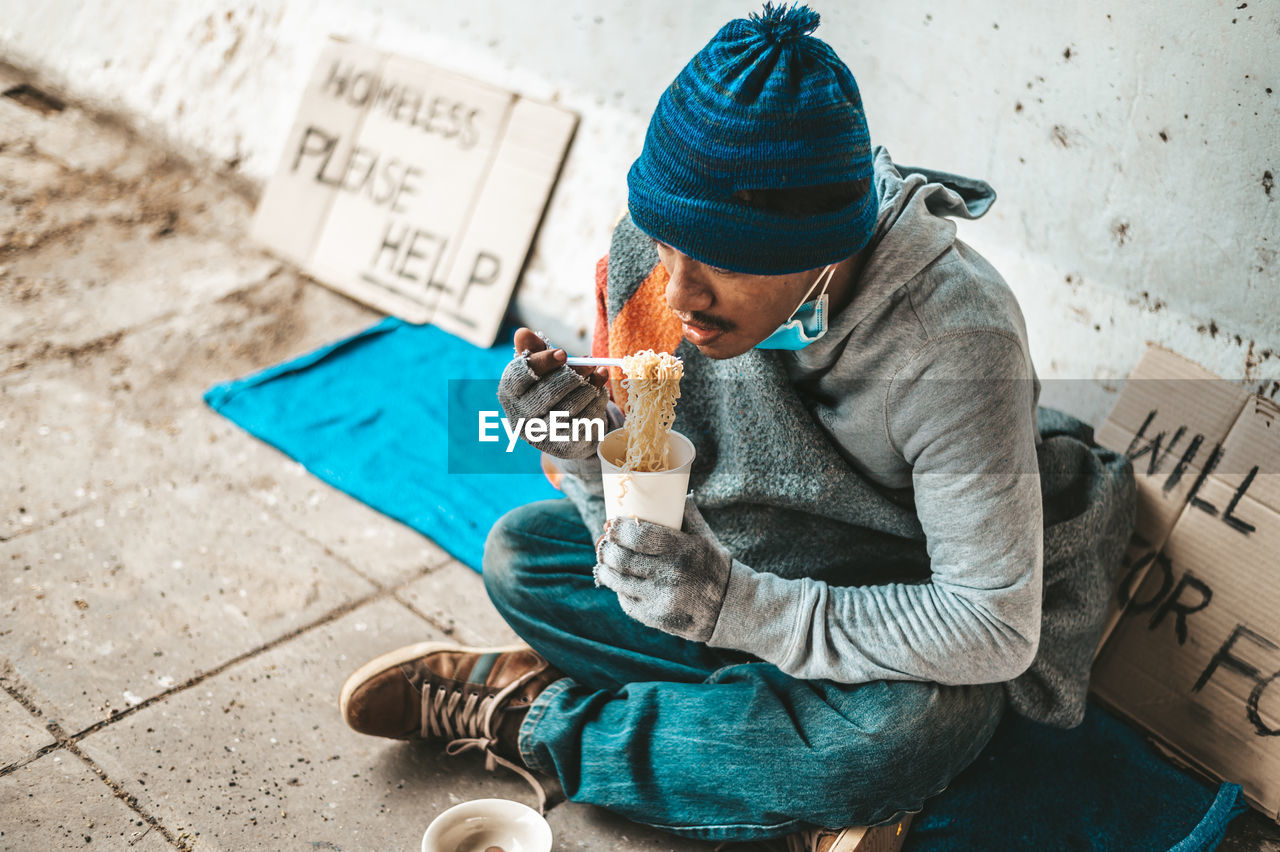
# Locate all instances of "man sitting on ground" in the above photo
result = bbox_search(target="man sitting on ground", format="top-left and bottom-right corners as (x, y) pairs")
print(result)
(339, 6), (1135, 850)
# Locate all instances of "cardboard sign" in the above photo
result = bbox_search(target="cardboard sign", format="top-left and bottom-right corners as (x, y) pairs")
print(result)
(251, 38), (577, 347)
(1091, 346), (1280, 819)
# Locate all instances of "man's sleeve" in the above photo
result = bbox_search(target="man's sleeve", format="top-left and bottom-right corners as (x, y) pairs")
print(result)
(707, 330), (1043, 685)
(551, 253), (614, 538)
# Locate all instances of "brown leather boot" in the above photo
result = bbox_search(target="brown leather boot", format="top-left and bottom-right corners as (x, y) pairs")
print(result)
(785, 813), (914, 852)
(340, 642), (563, 810)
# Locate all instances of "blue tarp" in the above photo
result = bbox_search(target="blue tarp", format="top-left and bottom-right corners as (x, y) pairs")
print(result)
(905, 707), (1244, 851)
(205, 318), (559, 572)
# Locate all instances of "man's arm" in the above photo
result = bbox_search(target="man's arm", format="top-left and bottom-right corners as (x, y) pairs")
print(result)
(542, 253), (620, 539)
(704, 330), (1043, 685)
(546, 400), (625, 539)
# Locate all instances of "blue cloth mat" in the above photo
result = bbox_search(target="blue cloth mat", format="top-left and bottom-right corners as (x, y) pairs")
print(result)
(204, 317), (560, 571)
(205, 319), (1247, 850)
(906, 707), (1244, 851)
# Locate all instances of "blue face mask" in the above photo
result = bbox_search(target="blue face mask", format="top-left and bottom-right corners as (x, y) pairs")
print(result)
(755, 264), (837, 351)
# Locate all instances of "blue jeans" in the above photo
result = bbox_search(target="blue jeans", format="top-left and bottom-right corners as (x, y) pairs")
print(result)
(482, 499), (1005, 843)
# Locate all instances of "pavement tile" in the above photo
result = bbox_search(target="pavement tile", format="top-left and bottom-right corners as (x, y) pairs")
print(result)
(0, 268), (381, 539)
(546, 802), (717, 851)
(0, 366), (309, 541)
(0, 750), (172, 851)
(0, 93), (134, 176)
(396, 559), (523, 647)
(227, 439), (451, 589)
(0, 371), (166, 537)
(0, 141), (77, 238)
(1, 92), (279, 373)
(80, 403), (450, 592)
(0, 155), (142, 259)
(1, 82), (362, 383)
(1, 223), (280, 373)
(0, 686), (54, 770)
(62, 266), (379, 420)
(35, 107), (138, 177)
(77, 598), (548, 852)
(0, 479), (374, 733)
(72, 268), (445, 588)
(0, 253), (431, 583)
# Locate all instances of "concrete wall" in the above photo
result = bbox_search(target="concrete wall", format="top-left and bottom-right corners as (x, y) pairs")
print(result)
(3, 0), (1276, 424)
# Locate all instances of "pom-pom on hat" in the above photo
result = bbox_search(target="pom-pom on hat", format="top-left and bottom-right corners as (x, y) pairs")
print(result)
(627, 3), (877, 275)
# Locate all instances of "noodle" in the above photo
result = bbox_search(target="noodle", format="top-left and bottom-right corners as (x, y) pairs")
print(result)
(619, 350), (683, 472)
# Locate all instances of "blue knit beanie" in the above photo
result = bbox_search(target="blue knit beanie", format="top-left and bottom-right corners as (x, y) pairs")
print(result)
(627, 3), (877, 275)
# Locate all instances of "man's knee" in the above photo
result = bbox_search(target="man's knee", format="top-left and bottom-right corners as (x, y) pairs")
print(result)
(875, 681), (1003, 805)
(481, 505), (537, 606)
(482, 505), (528, 572)
(817, 680), (1004, 813)
(482, 499), (591, 610)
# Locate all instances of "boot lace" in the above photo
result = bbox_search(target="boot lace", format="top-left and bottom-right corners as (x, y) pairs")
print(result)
(421, 666), (550, 814)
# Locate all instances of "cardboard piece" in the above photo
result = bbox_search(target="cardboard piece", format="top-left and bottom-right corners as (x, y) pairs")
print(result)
(251, 38), (577, 346)
(1091, 345), (1280, 820)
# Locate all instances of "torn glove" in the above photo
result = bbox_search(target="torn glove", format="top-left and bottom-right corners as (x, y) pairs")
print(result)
(594, 501), (733, 643)
(496, 349), (609, 459)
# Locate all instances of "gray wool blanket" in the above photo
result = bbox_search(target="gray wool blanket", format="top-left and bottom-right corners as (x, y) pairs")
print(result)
(1016, 408), (1136, 726)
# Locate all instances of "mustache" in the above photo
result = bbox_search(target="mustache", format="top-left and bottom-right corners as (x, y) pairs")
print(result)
(680, 310), (735, 332)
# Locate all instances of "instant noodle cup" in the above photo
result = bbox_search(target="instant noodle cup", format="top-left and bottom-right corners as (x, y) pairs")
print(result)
(597, 428), (695, 530)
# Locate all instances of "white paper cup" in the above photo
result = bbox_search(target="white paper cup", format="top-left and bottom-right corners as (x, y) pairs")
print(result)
(421, 798), (552, 852)
(597, 428), (695, 530)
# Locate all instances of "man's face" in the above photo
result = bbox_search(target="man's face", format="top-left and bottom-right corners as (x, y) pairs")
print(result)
(653, 240), (832, 359)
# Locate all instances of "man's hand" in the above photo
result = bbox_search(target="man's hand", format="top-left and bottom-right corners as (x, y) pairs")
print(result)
(594, 501), (733, 642)
(510, 328), (610, 387)
(497, 328), (611, 459)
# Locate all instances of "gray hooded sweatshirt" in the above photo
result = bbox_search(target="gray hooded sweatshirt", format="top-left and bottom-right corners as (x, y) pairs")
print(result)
(555, 147), (1133, 726)
(707, 147), (1042, 686)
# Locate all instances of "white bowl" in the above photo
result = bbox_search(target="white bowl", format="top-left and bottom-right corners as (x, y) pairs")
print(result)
(421, 798), (552, 852)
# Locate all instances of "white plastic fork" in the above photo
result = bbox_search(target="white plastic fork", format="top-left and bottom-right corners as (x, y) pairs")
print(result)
(564, 356), (626, 368)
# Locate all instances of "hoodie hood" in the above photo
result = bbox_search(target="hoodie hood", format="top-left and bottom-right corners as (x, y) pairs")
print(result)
(790, 147), (997, 369)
